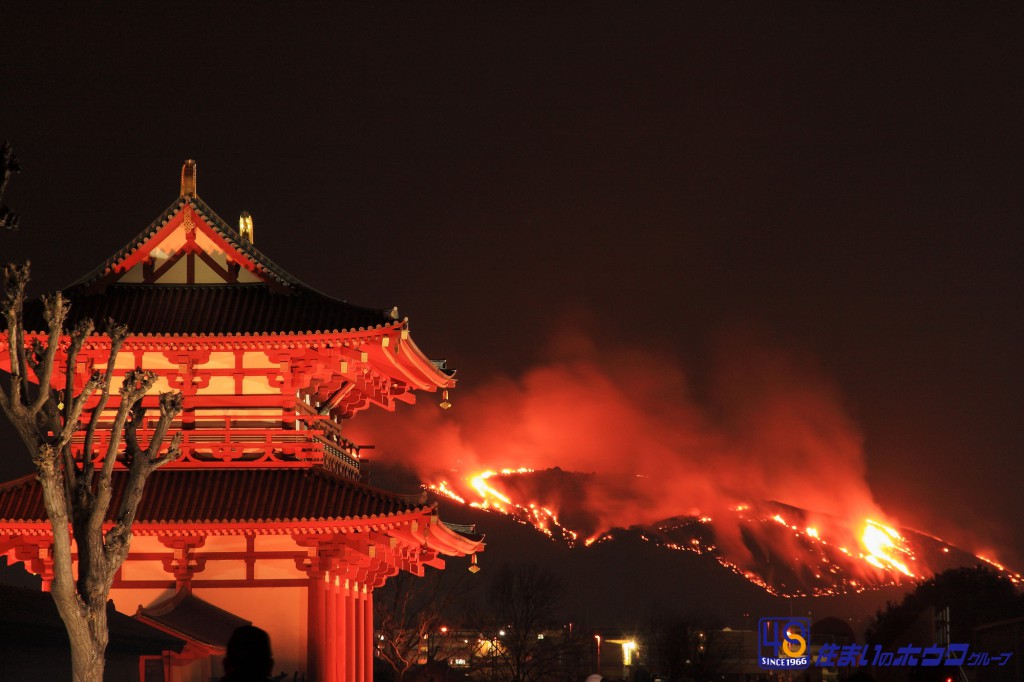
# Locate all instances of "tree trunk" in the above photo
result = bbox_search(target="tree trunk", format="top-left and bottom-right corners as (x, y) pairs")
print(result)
(56, 597), (109, 682)
(69, 630), (106, 682)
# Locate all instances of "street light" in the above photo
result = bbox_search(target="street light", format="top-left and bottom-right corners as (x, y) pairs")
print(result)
(623, 640), (637, 666)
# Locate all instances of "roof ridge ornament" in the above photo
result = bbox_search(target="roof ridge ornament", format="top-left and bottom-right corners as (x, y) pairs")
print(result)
(239, 211), (254, 243)
(180, 160), (197, 198)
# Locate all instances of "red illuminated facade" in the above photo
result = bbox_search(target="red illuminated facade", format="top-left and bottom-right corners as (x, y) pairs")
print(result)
(0, 161), (483, 681)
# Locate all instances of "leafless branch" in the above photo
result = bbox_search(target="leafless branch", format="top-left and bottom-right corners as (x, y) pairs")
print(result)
(26, 337), (43, 377)
(2, 263), (30, 409)
(82, 322), (127, 485)
(106, 392), (182, 567)
(63, 371), (100, 451)
(122, 402), (143, 466)
(147, 392), (183, 464)
(88, 368), (155, 535)
(28, 292), (69, 415)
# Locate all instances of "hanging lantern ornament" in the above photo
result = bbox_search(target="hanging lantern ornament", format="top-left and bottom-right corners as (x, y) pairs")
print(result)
(439, 389), (452, 410)
(468, 553), (481, 573)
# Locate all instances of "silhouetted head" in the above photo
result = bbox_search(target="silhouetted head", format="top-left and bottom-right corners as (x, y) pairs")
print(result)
(223, 625), (273, 681)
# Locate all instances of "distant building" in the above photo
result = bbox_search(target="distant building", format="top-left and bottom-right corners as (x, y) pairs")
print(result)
(704, 627), (760, 680)
(972, 616), (1023, 682)
(0, 162), (483, 681)
(0, 580), (184, 680)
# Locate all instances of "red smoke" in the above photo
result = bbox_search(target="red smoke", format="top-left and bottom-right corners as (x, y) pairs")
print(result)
(352, 331), (888, 534)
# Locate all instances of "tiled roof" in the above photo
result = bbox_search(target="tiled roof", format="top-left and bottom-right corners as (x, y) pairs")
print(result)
(23, 284), (395, 336)
(0, 583), (185, 653)
(0, 467), (431, 527)
(17, 193), (399, 336)
(137, 591), (249, 649)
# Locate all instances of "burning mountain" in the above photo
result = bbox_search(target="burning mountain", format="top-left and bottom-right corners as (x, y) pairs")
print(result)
(351, 332), (1020, 596)
(427, 468), (1020, 597)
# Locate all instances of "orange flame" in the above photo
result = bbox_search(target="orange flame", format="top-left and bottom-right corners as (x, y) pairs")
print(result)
(860, 519), (915, 577)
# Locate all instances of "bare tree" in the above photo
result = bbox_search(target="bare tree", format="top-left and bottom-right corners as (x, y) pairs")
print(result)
(646, 616), (693, 682)
(0, 262), (183, 682)
(375, 570), (473, 682)
(485, 562), (566, 682)
(0, 141), (20, 230)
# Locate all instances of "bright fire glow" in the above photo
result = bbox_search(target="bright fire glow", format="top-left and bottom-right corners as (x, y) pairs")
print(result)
(470, 471), (513, 506)
(429, 468), (578, 542)
(860, 519), (915, 577)
(977, 555), (1023, 584)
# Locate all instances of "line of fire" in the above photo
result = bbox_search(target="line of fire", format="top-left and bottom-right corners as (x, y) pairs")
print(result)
(0, 161), (483, 682)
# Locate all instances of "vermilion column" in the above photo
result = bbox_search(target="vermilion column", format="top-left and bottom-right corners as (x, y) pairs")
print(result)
(346, 580), (357, 682)
(355, 584), (364, 682)
(364, 586), (374, 682)
(326, 575), (337, 680)
(325, 576), (335, 680)
(336, 577), (347, 682)
(307, 576), (325, 680)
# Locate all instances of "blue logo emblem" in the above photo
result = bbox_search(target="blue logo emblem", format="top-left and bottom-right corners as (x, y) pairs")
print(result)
(758, 617), (810, 670)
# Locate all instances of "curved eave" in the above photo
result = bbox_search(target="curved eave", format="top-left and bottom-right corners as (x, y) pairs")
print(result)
(389, 515), (485, 559)
(394, 324), (457, 390)
(0, 506), (439, 537)
(426, 518), (485, 557)
(364, 333), (452, 394)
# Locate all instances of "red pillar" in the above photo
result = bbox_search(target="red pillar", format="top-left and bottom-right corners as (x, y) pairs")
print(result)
(364, 586), (374, 682)
(336, 577), (347, 682)
(326, 575), (337, 680)
(355, 583), (364, 682)
(346, 580), (357, 682)
(324, 575), (334, 681)
(307, 576), (324, 680)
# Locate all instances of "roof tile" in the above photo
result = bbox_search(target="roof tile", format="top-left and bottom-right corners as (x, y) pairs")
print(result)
(0, 468), (430, 526)
(23, 284), (392, 336)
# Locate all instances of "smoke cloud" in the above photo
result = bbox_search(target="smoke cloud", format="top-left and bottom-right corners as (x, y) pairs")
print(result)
(351, 329), (889, 536)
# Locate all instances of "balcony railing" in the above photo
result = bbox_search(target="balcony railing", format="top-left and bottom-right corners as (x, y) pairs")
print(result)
(68, 423), (362, 478)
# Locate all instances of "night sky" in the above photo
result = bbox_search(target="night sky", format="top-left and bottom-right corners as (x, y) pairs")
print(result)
(2, 3), (1022, 570)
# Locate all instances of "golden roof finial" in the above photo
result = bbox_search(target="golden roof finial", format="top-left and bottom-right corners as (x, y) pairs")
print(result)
(180, 160), (197, 197)
(239, 211), (254, 243)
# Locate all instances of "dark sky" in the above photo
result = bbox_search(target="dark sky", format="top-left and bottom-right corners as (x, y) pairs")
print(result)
(2, 4), (1022, 566)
